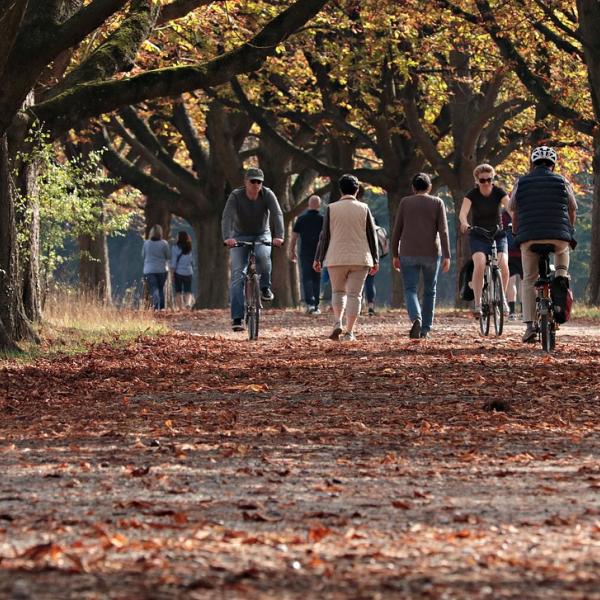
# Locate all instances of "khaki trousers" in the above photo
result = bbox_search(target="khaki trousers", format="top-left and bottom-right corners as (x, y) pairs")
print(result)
(520, 239), (570, 322)
(328, 265), (370, 320)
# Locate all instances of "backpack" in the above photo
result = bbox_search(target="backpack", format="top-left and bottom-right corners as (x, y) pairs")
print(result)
(459, 259), (475, 301)
(375, 226), (389, 258)
(551, 275), (573, 324)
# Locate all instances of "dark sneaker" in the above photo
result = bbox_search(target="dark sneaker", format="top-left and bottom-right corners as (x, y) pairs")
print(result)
(329, 321), (343, 340)
(232, 318), (245, 332)
(261, 288), (274, 301)
(368, 307), (376, 317)
(472, 305), (482, 319)
(522, 324), (537, 343)
(420, 330), (429, 339)
(409, 319), (421, 339)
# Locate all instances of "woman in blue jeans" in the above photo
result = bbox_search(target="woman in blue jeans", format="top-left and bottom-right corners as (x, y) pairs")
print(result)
(391, 173), (451, 338)
(142, 224), (170, 310)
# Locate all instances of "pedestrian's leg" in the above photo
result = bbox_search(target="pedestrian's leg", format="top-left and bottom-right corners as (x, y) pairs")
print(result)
(400, 258), (421, 322)
(328, 266), (348, 323)
(345, 267), (369, 333)
(421, 257), (441, 334)
(471, 252), (486, 311)
(553, 241), (570, 275)
(145, 274), (159, 310)
(520, 242), (539, 323)
(364, 273), (376, 314)
(255, 241), (272, 291)
(300, 257), (315, 308)
(312, 268), (321, 309)
(230, 245), (249, 320)
(156, 272), (167, 310)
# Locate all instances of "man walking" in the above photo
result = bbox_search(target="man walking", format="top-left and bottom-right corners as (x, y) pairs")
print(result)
(290, 195), (323, 314)
(222, 168), (284, 331)
(509, 146), (577, 343)
(391, 173), (451, 339)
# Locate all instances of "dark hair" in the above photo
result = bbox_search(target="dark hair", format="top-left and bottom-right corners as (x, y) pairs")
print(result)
(533, 158), (555, 169)
(411, 172), (431, 192)
(339, 173), (360, 195)
(176, 231), (192, 254)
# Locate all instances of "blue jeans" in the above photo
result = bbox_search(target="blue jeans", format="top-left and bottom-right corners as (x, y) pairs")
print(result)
(400, 256), (441, 333)
(230, 234), (272, 320)
(300, 256), (321, 307)
(364, 273), (376, 303)
(145, 272), (167, 310)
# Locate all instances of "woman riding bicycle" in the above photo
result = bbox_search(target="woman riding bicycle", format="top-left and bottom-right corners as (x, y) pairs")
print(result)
(459, 164), (510, 318)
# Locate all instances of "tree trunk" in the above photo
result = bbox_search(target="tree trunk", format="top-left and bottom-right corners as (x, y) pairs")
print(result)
(588, 132), (600, 304)
(21, 193), (42, 319)
(387, 189), (405, 308)
(193, 213), (228, 308)
(452, 190), (472, 307)
(272, 219), (299, 308)
(78, 229), (112, 303)
(144, 196), (171, 239)
(0, 133), (36, 351)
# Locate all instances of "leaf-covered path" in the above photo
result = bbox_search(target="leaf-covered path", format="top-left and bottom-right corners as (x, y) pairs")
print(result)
(1, 310), (600, 599)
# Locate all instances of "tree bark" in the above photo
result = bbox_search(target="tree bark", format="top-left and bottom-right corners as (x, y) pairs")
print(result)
(144, 196), (172, 239)
(78, 230), (112, 303)
(387, 189), (405, 308)
(192, 214), (228, 308)
(588, 132), (600, 304)
(0, 133), (36, 351)
(271, 219), (299, 308)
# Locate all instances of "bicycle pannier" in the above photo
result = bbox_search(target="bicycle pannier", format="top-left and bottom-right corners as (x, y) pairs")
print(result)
(551, 275), (573, 324)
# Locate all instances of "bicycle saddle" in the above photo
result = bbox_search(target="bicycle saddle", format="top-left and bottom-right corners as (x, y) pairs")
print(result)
(530, 243), (555, 256)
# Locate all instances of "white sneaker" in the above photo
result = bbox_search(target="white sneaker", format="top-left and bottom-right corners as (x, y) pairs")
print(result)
(340, 331), (356, 341)
(310, 307), (321, 315)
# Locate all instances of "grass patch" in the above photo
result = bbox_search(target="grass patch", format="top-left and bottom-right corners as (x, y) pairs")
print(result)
(1, 290), (167, 364)
(571, 304), (600, 320)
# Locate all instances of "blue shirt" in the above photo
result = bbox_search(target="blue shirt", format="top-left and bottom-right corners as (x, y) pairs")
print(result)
(171, 245), (194, 276)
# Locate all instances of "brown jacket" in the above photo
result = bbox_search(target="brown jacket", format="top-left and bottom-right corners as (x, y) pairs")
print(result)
(391, 193), (451, 259)
(315, 196), (378, 267)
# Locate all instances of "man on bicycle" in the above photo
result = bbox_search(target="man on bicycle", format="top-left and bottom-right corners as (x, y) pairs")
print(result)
(509, 146), (577, 343)
(222, 168), (284, 331)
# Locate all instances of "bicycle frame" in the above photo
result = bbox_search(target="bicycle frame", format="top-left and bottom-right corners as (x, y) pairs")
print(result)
(470, 226), (505, 336)
(531, 246), (556, 352)
(230, 240), (271, 340)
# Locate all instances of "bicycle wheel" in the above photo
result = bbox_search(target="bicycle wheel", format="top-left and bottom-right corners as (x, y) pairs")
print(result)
(479, 271), (491, 336)
(492, 268), (504, 336)
(540, 313), (552, 352)
(246, 274), (261, 340)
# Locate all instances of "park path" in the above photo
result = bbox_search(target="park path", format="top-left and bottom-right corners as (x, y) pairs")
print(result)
(1, 309), (600, 599)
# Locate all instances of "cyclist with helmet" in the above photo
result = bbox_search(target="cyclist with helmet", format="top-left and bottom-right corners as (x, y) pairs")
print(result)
(509, 146), (577, 343)
(459, 163), (510, 318)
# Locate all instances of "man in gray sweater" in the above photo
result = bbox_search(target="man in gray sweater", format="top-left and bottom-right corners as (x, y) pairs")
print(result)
(222, 168), (284, 331)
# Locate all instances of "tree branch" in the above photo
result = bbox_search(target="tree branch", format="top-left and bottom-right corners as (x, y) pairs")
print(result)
(0, 0), (28, 78)
(30, 0), (329, 133)
(157, 0), (213, 25)
(119, 105), (198, 190)
(474, 0), (595, 136)
(43, 0), (158, 101)
(171, 97), (209, 177)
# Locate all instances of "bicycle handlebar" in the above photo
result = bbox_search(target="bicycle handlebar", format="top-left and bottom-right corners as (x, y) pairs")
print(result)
(225, 240), (273, 248)
(468, 225), (503, 240)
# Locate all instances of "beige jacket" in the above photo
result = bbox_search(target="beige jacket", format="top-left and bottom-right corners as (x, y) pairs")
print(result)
(315, 196), (378, 267)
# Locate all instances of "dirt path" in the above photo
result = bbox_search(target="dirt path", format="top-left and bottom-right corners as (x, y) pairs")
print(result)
(1, 310), (600, 599)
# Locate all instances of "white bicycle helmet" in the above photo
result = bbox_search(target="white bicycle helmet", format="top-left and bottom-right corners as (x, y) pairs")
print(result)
(531, 145), (557, 165)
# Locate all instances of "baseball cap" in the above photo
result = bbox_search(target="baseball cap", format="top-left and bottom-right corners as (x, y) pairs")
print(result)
(244, 167), (264, 181)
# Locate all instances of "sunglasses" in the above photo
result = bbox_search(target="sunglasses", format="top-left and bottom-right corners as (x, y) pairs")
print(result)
(249, 179), (263, 185)
(478, 177), (493, 184)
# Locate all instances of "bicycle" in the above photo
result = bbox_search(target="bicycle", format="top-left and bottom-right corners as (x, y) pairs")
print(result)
(469, 226), (505, 336)
(530, 244), (557, 352)
(228, 240), (272, 340)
